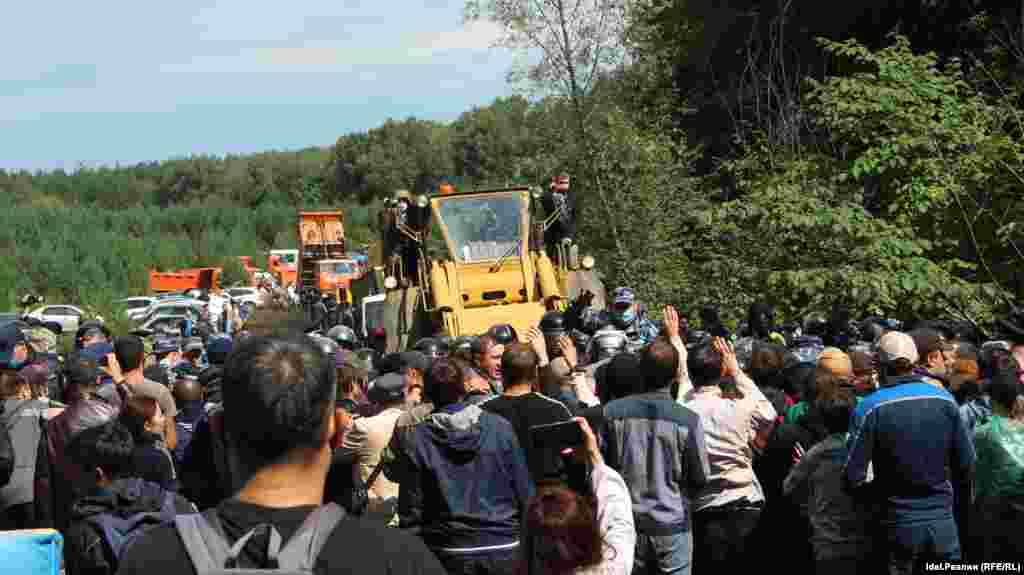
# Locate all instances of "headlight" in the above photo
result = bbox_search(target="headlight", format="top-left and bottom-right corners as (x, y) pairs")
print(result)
(384, 276), (399, 290)
(581, 255), (595, 270)
(416, 194), (429, 209)
(531, 186), (543, 200)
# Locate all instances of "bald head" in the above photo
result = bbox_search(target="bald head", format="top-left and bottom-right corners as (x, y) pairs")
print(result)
(174, 377), (204, 403)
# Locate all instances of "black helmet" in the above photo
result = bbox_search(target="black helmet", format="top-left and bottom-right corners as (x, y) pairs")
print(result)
(488, 324), (517, 346)
(589, 328), (629, 362)
(452, 336), (476, 357)
(413, 337), (446, 360)
(539, 312), (567, 336)
(326, 325), (358, 350)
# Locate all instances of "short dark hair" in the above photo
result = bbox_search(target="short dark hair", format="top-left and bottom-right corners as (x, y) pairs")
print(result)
(223, 335), (337, 470)
(66, 421), (135, 479)
(989, 370), (1020, 411)
(640, 338), (678, 392)
(114, 336), (146, 373)
(687, 342), (722, 388)
(816, 388), (856, 435)
(473, 334), (499, 357)
(427, 358), (466, 407)
(598, 353), (644, 403)
(501, 343), (538, 386)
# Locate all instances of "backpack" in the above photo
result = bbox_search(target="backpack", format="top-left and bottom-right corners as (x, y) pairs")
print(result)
(83, 488), (180, 569)
(174, 503), (346, 574)
(0, 399), (38, 486)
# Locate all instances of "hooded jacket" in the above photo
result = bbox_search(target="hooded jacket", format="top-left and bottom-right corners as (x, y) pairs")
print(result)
(40, 395), (120, 531)
(63, 477), (194, 575)
(407, 402), (533, 553)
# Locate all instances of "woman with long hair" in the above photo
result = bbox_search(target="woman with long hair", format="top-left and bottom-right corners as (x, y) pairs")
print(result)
(521, 417), (635, 575)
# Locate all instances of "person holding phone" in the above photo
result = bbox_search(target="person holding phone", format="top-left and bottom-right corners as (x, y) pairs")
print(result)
(522, 417), (636, 575)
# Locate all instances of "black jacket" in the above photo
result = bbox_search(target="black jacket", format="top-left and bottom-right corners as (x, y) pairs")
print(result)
(63, 478), (194, 575)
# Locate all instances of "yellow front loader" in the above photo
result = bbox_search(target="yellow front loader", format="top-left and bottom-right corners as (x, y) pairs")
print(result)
(375, 186), (604, 353)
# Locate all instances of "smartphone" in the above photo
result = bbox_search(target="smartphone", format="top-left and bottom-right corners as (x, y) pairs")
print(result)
(530, 420), (584, 449)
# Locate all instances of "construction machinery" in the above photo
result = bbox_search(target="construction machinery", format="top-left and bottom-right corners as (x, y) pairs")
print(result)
(373, 185), (604, 353)
(148, 267), (221, 294)
(296, 211), (349, 303)
(267, 249), (299, 287)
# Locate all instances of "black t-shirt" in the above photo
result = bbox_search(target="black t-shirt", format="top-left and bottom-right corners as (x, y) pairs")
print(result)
(481, 392), (573, 482)
(117, 498), (447, 575)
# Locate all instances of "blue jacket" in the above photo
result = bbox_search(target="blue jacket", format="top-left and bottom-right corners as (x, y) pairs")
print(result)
(602, 390), (710, 535)
(844, 377), (975, 524)
(407, 403), (533, 553)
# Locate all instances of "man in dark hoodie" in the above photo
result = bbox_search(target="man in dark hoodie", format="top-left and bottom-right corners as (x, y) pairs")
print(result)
(171, 375), (205, 467)
(406, 357), (534, 575)
(63, 421), (195, 575)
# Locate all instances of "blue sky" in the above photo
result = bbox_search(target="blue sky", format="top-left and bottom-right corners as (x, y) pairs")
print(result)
(0, 1), (517, 172)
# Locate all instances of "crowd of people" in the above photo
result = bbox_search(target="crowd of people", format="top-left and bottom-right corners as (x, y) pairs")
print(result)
(1, 285), (1023, 575)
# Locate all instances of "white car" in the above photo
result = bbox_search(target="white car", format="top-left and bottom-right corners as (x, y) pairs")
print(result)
(226, 287), (263, 307)
(117, 297), (156, 321)
(26, 305), (85, 333)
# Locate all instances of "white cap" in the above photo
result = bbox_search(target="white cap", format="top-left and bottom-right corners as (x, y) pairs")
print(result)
(877, 331), (919, 365)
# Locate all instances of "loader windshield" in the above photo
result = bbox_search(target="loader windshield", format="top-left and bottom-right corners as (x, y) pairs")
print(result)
(435, 193), (523, 262)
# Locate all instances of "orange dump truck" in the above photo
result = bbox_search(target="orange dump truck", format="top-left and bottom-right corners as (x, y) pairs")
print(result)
(297, 211), (349, 302)
(268, 249), (299, 288)
(149, 267), (221, 293)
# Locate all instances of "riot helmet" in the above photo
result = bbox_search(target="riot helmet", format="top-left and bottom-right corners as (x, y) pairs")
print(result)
(326, 325), (358, 350)
(413, 337), (446, 360)
(488, 324), (518, 346)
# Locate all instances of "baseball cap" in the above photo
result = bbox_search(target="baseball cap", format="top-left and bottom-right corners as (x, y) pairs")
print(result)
(877, 331), (919, 365)
(817, 347), (852, 378)
(612, 287), (635, 306)
(153, 337), (180, 355)
(82, 342), (115, 366)
(368, 372), (406, 404)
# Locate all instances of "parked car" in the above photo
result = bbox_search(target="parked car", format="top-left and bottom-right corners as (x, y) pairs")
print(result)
(226, 287), (262, 307)
(25, 305), (84, 333)
(139, 314), (190, 335)
(136, 301), (204, 326)
(117, 297), (156, 321)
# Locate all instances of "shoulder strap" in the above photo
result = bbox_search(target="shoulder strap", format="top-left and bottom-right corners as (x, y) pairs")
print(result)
(366, 418), (402, 488)
(175, 511), (237, 573)
(3, 400), (37, 428)
(276, 503), (347, 571)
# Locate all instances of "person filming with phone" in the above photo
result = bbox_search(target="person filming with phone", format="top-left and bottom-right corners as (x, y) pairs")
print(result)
(522, 416), (636, 575)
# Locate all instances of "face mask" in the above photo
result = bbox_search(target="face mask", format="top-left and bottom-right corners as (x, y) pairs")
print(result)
(613, 308), (636, 326)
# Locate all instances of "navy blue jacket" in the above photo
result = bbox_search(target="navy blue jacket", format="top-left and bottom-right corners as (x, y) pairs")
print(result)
(602, 390), (710, 535)
(406, 402), (533, 553)
(844, 377), (975, 524)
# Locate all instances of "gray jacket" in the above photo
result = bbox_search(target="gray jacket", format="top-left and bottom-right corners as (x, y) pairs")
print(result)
(1, 399), (47, 510)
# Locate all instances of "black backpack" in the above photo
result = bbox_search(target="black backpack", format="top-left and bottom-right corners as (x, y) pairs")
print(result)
(0, 400), (37, 486)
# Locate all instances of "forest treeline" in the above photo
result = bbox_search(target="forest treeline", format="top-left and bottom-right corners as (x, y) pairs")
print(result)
(3, 0), (1024, 331)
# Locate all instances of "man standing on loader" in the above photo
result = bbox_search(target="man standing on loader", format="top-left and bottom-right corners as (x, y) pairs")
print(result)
(541, 174), (577, 265)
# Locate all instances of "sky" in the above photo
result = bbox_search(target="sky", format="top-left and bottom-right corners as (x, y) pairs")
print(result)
(0, 1), (517, 172)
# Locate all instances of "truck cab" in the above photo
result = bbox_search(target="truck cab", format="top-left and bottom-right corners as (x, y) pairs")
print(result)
(268, 249), (298, 288)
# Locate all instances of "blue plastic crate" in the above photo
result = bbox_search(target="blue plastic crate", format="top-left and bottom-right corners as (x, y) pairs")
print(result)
(0, 529), (63, 575)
